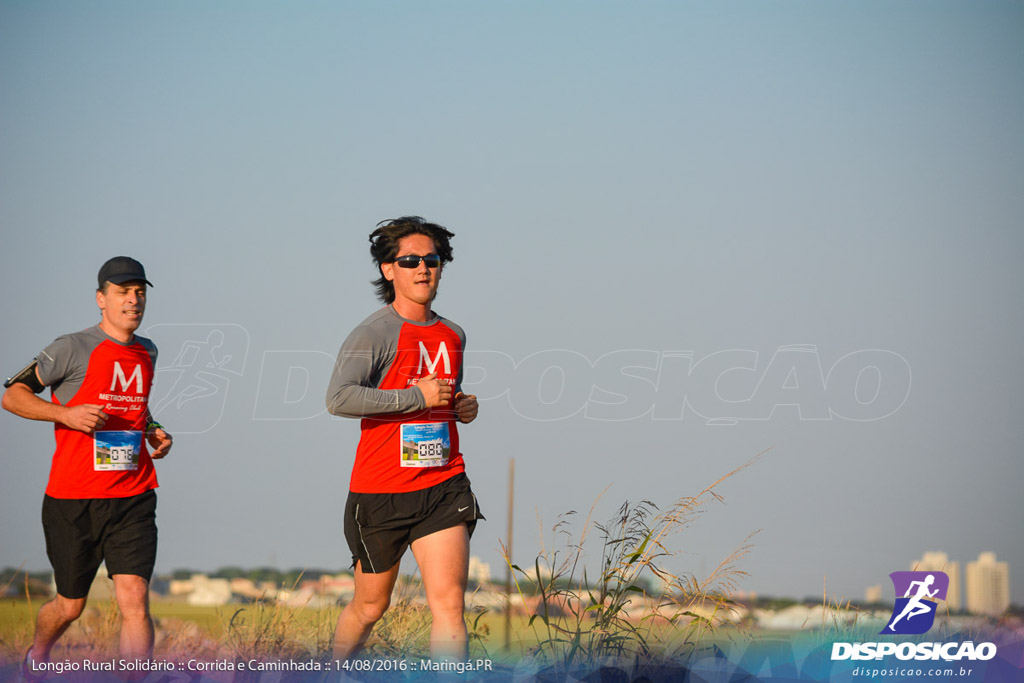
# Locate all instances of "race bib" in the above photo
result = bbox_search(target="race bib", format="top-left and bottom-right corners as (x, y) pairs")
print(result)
(94, 430), (143, 471)
(400, 422), (450, 468)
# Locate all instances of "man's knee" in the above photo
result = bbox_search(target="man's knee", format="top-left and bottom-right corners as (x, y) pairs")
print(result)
(119, 602), (152, 623)
(113, 576), (151, 620)
(351, 595), (391, 624)
(427, 587), (465, 617)
(53, 596), (87, 622)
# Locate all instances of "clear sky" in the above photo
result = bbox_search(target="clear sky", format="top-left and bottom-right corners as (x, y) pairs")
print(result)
(2, 1), (1022, 605)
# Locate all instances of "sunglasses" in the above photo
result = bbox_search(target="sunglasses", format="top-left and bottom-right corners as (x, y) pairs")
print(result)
(392, 254), (441, 269)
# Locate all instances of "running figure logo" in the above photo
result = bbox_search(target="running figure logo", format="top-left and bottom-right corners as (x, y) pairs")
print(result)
(882, 571), (949, 635)
(144, 324), (249, 434)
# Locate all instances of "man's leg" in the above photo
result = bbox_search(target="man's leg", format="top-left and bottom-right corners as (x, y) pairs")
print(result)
(30, 595), (87, 662)
(410, 524), (469, 660)
(102, 491), (158, 659)
(333, 561), (401, 660)
(36, 495), (95, 662)
(112, 574), (153, 659)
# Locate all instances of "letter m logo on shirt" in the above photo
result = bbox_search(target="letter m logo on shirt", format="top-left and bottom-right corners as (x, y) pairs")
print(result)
(417, 341), (451, 375)
(111, 361), (143, 393)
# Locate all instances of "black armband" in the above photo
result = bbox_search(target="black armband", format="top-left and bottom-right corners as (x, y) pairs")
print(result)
(4, 360), (45, 393)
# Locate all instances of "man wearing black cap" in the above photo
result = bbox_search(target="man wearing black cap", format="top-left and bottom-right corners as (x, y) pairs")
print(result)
(2, 256), (172, 676)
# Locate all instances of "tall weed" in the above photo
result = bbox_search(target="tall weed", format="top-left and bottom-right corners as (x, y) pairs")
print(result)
(504, 452), (766, 677)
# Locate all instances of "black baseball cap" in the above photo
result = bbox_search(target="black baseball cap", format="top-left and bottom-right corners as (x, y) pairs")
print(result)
(97, 256), (154, 288)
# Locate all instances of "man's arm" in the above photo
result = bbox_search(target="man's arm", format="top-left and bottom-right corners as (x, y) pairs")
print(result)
(326, 323), (456, 418)
(326, 342), (424, 418)
(326, 358), (451, 417)
(2, 367), (108, 433)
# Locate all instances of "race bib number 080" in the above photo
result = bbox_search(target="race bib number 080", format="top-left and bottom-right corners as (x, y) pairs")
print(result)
(94, 430), (143, 471)
(400, 422), (450, 468)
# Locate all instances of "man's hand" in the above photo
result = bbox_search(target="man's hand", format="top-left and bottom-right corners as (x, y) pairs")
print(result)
(60, 404), (109, 434)
(454, 392), (478, 424)
(418, 372), (453, 408)
(147, 427), (173, 459)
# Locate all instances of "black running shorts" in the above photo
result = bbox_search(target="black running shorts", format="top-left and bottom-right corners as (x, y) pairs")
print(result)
(344, 473), (484, 574)
(42, 490), (158, 599)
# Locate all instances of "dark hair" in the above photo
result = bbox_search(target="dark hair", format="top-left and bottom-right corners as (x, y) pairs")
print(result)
(369, 216), (455, 304)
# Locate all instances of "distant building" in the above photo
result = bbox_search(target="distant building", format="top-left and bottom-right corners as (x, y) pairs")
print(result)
(912, 552), (961, 611)
(468, 557), (491, 585)
(230, 577), (267, 600)
(321, 573), (355, 599)
(865, 585), (883, 604)
(966, 552), (1010, 617)
(187, 574), (232, 606)
(520, 564), (553, 582)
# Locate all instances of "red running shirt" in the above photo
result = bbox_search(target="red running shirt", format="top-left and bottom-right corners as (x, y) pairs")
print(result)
(326, 307), (466, 493)
(36, 326), (159, 499)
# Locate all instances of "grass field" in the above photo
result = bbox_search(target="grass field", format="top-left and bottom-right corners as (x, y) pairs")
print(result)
(0, 596), (556, 666)
(0, 456), (769, 677)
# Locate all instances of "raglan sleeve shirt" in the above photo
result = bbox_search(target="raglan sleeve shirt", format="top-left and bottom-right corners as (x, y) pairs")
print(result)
(34, 326), (160, 499)
(325, 307), (468, 494)
(326, 315), (427, 418)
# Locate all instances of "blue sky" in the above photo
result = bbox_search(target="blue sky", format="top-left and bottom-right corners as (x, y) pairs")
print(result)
(2, 1), (1022, 604)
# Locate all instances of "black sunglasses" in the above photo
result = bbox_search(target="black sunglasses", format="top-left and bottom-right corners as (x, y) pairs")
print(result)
(392, 254), (441, 269)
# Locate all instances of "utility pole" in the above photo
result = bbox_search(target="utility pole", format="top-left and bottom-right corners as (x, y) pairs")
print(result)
(504, 457), (515, 651)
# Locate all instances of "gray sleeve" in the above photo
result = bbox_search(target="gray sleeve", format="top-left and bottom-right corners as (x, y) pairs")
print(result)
(325, 321), (426, 418)
(455, 326), (466, 395)
(436, 316), (467, 395)
(137, 336), (158, 419)
(137, 336), (158, 367)
(36, 336), (77, 389)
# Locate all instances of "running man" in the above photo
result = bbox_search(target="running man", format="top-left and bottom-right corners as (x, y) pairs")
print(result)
(887, 574), (939, 632)
(2, 257), (172, 677)
(326, 217), (482, 661)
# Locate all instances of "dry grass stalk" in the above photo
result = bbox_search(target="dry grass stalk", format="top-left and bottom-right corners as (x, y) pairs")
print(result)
(503, 451), (767, 677)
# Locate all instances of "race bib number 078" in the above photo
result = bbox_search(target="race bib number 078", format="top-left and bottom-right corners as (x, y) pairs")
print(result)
(94, 430), (143, 471)
(399, 422), (450, 468)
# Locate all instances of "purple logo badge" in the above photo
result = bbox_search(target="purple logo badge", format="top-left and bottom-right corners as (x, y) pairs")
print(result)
(882, 571), (949, 635)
